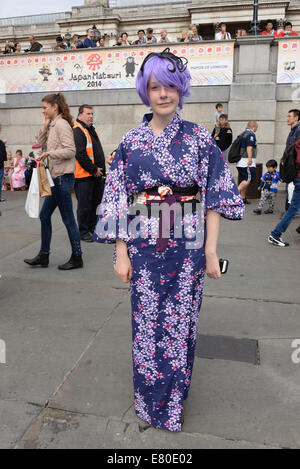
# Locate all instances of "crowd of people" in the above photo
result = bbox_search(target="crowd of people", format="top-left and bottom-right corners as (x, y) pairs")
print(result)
(0, 148), (38, 196)
(210, 104), (300, 246)
(1, 99), (299, 243)
(0, 20), (298, 55)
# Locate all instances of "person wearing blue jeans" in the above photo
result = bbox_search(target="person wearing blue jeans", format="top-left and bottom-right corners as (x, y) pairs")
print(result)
(39, 173), (82, 258)
(24, 92), (83, 270)
(268, 177), (300, 247)
(0, 129), (7, 202)
(0, 168), (4, 202)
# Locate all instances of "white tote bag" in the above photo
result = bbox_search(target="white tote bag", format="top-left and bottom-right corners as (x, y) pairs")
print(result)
(25, 168), (40, 218)
(46, 168), (54, 187)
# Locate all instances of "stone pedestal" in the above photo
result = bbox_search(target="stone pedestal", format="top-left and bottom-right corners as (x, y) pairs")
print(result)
(229, 36), (277, 165)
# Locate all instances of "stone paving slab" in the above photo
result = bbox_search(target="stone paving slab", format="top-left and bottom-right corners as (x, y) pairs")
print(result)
(0, 277), (127, 405)
(0, 400), (41, 449)
(185, 338), (300, 448)
(198, 296), (300, 339)
(47, 299), (300, 449)
(15, 407), (277, 449)
(0, 190), (299, 449)
(48, 295), (133, 420)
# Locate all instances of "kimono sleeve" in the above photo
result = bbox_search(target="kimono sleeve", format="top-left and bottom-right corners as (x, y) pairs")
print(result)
(201, 136), (244, 220)
(94, 141), (131, 244)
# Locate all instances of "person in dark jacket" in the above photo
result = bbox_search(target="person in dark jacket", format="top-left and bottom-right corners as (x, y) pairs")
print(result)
(0, 124), (7, 202)
(73, 105), (106, 242)
(211, 114), (233, 159)
(268, 140), (300, 247)
(25, 35), (43, 53)
(285, 110), (300, 209)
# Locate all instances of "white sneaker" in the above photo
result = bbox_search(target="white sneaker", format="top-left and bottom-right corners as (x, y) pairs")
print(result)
(268, 234), (289, 247)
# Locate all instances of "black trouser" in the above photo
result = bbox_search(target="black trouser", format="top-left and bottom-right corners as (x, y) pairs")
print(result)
(25, 169), (33, 188)
(74, 177), (104, 237)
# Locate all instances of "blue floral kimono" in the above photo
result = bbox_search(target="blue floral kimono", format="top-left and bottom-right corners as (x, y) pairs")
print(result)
(94, 112), (244, 432)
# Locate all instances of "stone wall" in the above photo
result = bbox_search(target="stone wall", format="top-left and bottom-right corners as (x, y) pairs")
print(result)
(0, 37), (299, 181)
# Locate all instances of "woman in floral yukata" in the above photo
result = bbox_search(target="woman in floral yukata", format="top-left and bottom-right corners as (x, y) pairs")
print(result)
(94, 49), (244, 432)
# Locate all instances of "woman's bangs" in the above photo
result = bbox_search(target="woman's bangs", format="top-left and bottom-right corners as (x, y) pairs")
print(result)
(149, 57), (183, 91)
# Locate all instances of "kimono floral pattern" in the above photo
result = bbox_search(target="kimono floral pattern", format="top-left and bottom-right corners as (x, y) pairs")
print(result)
(94, 112), (244, 432)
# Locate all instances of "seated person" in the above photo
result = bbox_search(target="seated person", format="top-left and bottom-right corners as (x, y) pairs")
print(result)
(25, 152), (37, 188)
(11, 150), (26, 191)
(3, 150), (14, 191)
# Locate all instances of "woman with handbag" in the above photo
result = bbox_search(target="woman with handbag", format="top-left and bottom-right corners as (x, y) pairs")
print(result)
(24, 92), (83, 270)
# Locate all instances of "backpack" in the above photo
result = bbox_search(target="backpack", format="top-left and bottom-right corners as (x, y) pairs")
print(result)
(280, 143), (298, 183)
(228, 131), (248, 163)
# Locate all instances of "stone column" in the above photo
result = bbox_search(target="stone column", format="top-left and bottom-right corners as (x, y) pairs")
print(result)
(229, 36), (277, 165)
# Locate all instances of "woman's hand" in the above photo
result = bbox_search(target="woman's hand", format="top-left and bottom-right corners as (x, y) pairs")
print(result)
(205, 252), (222, 280)
(114, 254), (133, 284)
(38, 152), (50, 162)
(43, 116), (50, 128)
(205, 211), (221, 279)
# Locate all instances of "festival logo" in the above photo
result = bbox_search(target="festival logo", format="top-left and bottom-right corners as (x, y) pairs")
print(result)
(87, 53), (103, 71)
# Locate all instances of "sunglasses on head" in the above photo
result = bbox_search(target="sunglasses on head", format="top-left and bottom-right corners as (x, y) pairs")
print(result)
(140, 47), (188, 76)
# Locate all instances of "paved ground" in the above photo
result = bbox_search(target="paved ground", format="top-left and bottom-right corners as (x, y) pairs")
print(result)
(0, 190), (299, 449)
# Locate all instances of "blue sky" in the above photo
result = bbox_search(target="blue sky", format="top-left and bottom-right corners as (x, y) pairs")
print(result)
(0, 0), (84, 18)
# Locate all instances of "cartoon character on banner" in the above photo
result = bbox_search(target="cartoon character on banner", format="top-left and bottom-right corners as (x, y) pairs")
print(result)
(123, 57), (139, 78)
(56, 63), (65, 81)
(39, 65), (52, 82)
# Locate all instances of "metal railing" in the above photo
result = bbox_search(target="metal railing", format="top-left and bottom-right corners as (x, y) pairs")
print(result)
(0, 12), (66, 27)
(110, 0), (190, 6)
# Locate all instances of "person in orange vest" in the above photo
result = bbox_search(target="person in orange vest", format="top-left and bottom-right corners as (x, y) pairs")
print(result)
(73, 105), (106, 242)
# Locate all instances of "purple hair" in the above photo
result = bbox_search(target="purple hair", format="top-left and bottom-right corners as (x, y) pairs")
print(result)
(136, 54), (191, 110)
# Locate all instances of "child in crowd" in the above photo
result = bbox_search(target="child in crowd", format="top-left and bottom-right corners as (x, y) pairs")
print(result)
(214, 103), (223, 126)
(253, 159), (281, 215)
(11, 149), (26, 191)
(2, 150), (14, 191)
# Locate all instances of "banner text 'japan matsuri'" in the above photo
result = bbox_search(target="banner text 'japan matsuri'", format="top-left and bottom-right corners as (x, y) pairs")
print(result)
(0, 43), (234, 94)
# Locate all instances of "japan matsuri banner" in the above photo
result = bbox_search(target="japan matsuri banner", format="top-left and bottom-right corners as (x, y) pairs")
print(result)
(277, 38), (300, 83)
(0, 42), (234, 94)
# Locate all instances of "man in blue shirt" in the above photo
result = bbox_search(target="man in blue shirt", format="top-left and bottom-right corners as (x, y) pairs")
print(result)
(237, 121), (258, 204)
(83, 28), (97, 49)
